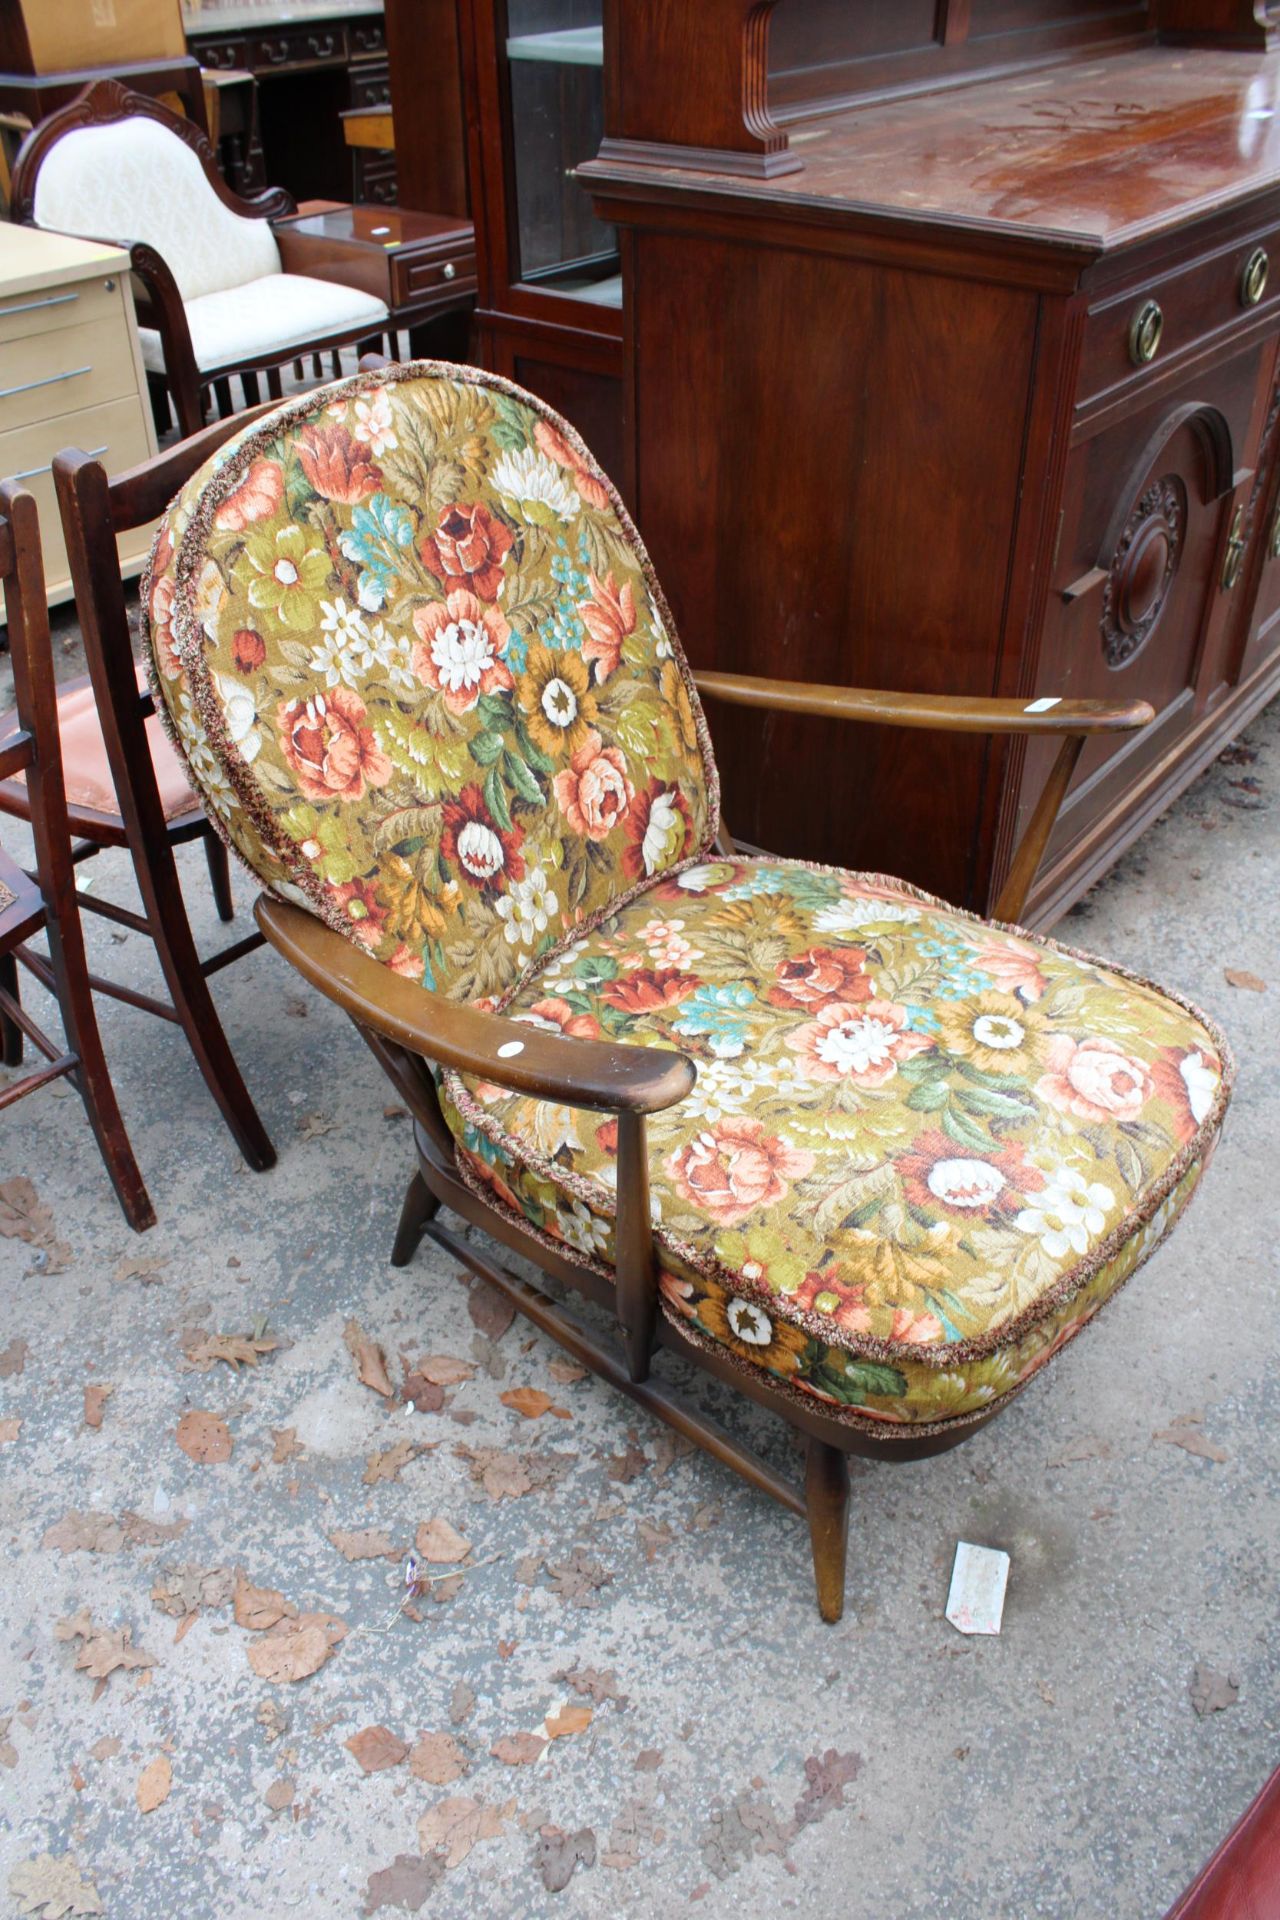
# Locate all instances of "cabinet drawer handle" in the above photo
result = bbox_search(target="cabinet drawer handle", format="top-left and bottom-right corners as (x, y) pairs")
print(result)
(441, 261), (457, 281)
(0, 365), (91, 400)
(1, 292), (79, 319)
(1128, 300), (1164, 366)
(1241, 247), (1269, 308)
(11, 444), (108, 483)
(1221, 504), (1247, 591)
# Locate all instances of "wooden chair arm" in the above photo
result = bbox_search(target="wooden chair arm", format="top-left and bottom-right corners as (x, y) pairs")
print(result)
(255, 895), (696, 1116)
(692, 670), (1153, 736)
(114, 238), (205, 439)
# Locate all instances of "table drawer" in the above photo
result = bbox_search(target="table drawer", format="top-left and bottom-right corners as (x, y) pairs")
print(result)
(390, 248), (476, 306)
(1080, 228), (1280, 408)
(0, 315), (137, 435)
(0, 272), (125, 350)
(0, 395), (156, 603)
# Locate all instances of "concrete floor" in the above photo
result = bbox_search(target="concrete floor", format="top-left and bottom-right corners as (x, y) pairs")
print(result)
(0, 599), (1275, 1918)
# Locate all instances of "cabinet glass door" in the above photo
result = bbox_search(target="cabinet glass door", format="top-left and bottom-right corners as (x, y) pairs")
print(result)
(504, 0), (620, 307)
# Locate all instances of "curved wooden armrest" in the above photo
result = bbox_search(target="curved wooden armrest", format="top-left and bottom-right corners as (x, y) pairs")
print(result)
(255, 895), (696, 1116)
(692, 670), (1153, 735)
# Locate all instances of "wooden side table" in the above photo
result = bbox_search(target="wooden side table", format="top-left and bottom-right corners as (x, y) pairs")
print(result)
(0, 225), (158, 613)
(273, 204), (476, 349)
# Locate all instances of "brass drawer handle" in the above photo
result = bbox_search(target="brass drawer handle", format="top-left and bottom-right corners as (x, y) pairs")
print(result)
(1221, 504), (1247, 591)
(1128, 299), (1164, 366)
(1241, 247), (1269, 308)
(0, 365), (91, 400)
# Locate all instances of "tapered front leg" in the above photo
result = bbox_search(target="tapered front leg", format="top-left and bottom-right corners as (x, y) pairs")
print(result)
(805, 1435), (850, 1624)
(390, 1167), (439, 1267)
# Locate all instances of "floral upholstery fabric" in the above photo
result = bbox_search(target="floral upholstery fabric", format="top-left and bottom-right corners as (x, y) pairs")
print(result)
(440, 859), (1230, 1427)
(144, 364), (717, 1000)
(145, 365), (1231, 1434)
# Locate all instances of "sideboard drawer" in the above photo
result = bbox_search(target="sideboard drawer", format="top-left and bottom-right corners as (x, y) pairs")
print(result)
(390, 249), (476, 307)
(1080, 230), (1280, 409)
(0, 316), (137, 436)
(0, 395), (155, 598)
(0, 273), (125, 349)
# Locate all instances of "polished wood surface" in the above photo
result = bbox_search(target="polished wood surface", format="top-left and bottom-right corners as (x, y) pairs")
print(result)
(274, 203), (476, 327)
(383, 0), (470, 217)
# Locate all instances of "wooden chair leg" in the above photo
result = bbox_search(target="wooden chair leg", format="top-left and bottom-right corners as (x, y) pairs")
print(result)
(390, 1166), (439, 1267)
(202, 826), (235, 923)
(47, 930), (156, 1232)
(212, 376), (234, 418)
(805, 1436), (850, 1624)
(0, 952), (23, 1065)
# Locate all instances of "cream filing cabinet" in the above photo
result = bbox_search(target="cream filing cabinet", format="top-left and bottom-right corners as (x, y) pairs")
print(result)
(0, 223), (158, 614)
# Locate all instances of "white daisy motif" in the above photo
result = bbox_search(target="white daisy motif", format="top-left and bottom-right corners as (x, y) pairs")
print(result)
(812, 897), (920, 934)
(1015, 1167), (1115, 1259)
(558, 1201), (611, 1258)
(353, 388), (398, 457)
(430, 618), (501, 696)
(726, 1298), (773, 1346)
(213, 674), (262, 765)
(495, 867), (556, 950)
(490, 447), (581, 526)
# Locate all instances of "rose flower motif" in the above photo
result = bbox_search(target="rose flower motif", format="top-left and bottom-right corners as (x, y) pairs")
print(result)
(1036, 1034), (1153, 1124)
(214, 458), (284, 532)
(553, 728), (634, 841)
(600, 968), (699, 1016)
(534, 418), (611, 512)
(149, 570), (180, 681)
(517, 644), (598, 757)
(965, 930), (1048, 1003)
(516, 997), (602, 1041)
(768, 945), (872, 1012)
(231, 629), (266, 675)
(276, 687), (392, 804)
(440, 785), (525, 892)
(295, 423), (382, 504)
(793, 1265), (872, 1336)
(786, 999), (931, 1086)
(327, 874), (389, 949)
(897, 1128), (1044, 1218)
(578, 569), (636, 682)
(666, 1117), (815, 1227)
(622, 784), (691, 881)
(421, 501), (514, 601)
(1150, 1044), (1220, 1144)
(411, 590), (514, 715)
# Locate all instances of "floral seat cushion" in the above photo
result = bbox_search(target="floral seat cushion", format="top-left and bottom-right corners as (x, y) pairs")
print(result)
(440, 857), (1231, 1429)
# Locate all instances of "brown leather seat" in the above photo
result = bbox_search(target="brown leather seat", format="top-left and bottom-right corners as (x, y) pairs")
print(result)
(1165, 1768), (1280, 1920)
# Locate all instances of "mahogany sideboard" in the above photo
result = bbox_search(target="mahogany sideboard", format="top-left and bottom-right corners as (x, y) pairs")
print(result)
(583, 2), (1280, 923)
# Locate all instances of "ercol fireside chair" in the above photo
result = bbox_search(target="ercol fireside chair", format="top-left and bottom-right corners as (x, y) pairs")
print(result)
(10, 80), (388, 440)
(140, 363), (1232, 1620)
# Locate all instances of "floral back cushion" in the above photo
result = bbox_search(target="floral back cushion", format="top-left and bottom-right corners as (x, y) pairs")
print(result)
(144, 363), (719, 998)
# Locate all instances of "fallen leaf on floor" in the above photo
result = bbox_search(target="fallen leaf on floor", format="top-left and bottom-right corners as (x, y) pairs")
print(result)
(547, 1550), (612, 1609)
(449, 1681), (476, 1726)
(81, 1386), (113, 1430)
(0, 1416), (21, 1445)
(346, 1725), (408, 1773)
(636, 1519), (675, 1563)
(329, 1528), (397, 1563)
(345, 1318), (394, 1398)
(1190, 1665), (1239, 1716)
(466, 1278), (515, 1342)
(362, 1853), (443, 1915)
(415, 1518), (470, 1566)
(233, 1575), (296, 1633)
(297, 1110), (336, 1140)
(414, 1355), (475, 1386)
(701, 1789), (794, 1879)
(0, 1337), (28, 1377)
(533, 1824), (596, 1892)
(418, 1794), (514, 1869)
(176, 1410), (232, 1465)
(607, 1436), (649, 1483)
(256, 1700), (289, 1743)
(136, 1753), (172, 1813)
(0, 1718), (16, 1769)
(409, 1733), (468, 1786)
(500, 1387), (571, 1421)
(602, 1783), (662, 1869)
(363, 1439), (421, 1485)
(0, 1177), (71, 1274)
(454, 1444), (576, 1502)
(121, 1511), (188, 1548)
(548, 1356), (587, 1385)
(1153, 1425), (1228, 1463)
(400, 1367), (445, 1414)
(793, 1748), (863, 1829)
(1224, 968), (1266, 992)
(151, 1566), (234, 1618)
(43, 1512), (125, 1555)
(491, 1731), (545, 1766)
(554, 1665), (628, 1708)
(544, 1704), (592, 1740)
(1038, 1679), (1056, 1706)
(1048, 1436), (1111, 1466)
(88, 1737), (120, 1764)
(55, 1611), (156, 1685)
(264, 1777), (295, 1813)
(687, 1502), (722, 1532)
(248, 1613), (345, 1684)
(634, 1749), (663, 1772)
(113, 1255), (166, 1286)
(8, 1851), (103, 1917)
(183, 1330), (281, 1372)
(271, 1427), (304, 1464)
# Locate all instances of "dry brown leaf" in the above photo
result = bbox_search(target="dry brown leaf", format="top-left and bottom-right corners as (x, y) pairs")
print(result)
(113, 1254), (166, 1286)
(0, 1416), (21, 1446)
(344, 1318), (394, 1398)
(151, 1566), (234, 1618)
(534, 1824), (596, 1892)
(0, 1176), (71, 1273)
(544, 1704), (592, 1740)
(363, 1438), (420, 1485)
(0, 1337), (28, 1378)
(1190, 1665), (1239, 1716)
(466, 1277), (515, 1341)
(409, 1733), (468, 1787)
(415, 1355), (475, 1386)
(1224, 968), (1267, 992)
(55, 1611), (156, 1685)
(548, 1356), (587, 1385)
(329, 1527), (397, 1562)
(136, 1753), (172, 1813)
(346, 1724), (408, 1773)
(183, 1331), (281, 1372)
(298, 1109), (335, 1140)
(554, 1665), (628, 1707)
(1154, 1426), (1229, 1463)
(43, 1512), (124, 1555)
(120, 1511), (188, 1548)
(88, 1737), (121, 1763)
(8, 1852), (104, 1917)
(491, 1731), (545, 1766)
(264, 1776), (295, 1812)
(634, 1749), (663, 1771)
(271, 1427), (303, 1464)
(362, 1855), (442, 1914)
(234, 1574), (296, 1632)
(415, 1518), (470, 1566)
(547, 1549), (612, 1608)
(449, 1680), (476, 1725)
(401, 1368), (445, 1414)
(82, 1386), (113, 1431)
(418, 1794), (513, 1869)
(500, 1387), (571, 1421)
(247, 1613), (344, 1684)
(176, 1409), (232, 1464)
